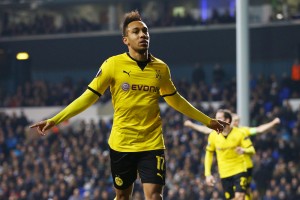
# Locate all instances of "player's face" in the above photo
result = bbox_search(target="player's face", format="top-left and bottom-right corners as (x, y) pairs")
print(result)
(216, 112), (225, 122)
(216, 112), (230, 124)
(232, 116), (240, 127)
(216, 112), (231, 133)
(123, 21), (149, 54)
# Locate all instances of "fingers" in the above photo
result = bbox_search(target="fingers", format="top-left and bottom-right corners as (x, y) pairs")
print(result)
(29, 123), (39, 128)
(206, 177), (216, 186)
(219, 120), (230, 126)
(211, 179), (216, 186)
(30, 121), (49, 136)
(42, 123), (52, 132)
(29, 121), (45, 129)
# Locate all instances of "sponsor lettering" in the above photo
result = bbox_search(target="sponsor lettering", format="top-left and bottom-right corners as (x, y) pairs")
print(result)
(131, 84), (159, 92)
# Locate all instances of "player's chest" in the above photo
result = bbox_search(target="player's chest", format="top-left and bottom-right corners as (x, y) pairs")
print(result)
(215, 134), (240, 150)
(114, 65), (162, 86)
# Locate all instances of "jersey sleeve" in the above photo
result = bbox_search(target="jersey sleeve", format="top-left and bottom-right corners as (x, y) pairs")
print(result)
(240, 132), (253, 148)
(206, 132), (216, 152)
(88, 58), (113, 96)
(159, 65), (177, 97)
(205, 132), (215, 176)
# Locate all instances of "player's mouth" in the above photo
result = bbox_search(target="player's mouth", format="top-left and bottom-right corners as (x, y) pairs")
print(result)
(139, 40), (148, 46)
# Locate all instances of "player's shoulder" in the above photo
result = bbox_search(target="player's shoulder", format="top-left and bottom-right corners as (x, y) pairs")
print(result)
(107, 53), (127, 61)
(237, 126), (250, 136)
(100, 53), (128, 68)
(232, 127), (249, 138)
(150, 54), (168, 67)
(208, 130), (218, 139)
(238, 126), (250, 131)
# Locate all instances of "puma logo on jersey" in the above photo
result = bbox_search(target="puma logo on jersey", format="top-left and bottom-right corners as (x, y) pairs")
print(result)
(123, 70), (131, 76)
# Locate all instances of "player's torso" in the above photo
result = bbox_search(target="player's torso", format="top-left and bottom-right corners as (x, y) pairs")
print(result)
(110, 54), (163, 108)
(213, 127), (247, 177)
(108, 54), (167, 152)
(215, 128), (243, 158)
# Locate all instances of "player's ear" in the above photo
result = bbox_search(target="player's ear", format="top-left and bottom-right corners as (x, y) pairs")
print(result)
(123, 37), (128, 45)
(226, 118), (231, 124)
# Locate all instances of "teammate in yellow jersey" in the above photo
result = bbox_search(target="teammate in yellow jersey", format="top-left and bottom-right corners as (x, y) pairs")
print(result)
(205, 109), (255, 200)
(231, 113), (280, 199)
(184, 113), (280, 199)
(30, 10), (227, 200)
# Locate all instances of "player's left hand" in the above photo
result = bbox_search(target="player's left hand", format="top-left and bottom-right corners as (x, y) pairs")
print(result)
(236, 147), (244, 154)
(207, 119), (229, 133)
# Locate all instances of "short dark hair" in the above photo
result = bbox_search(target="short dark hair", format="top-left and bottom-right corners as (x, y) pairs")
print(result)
(122, 10), (142, 36)
(217, 109), (232, 123)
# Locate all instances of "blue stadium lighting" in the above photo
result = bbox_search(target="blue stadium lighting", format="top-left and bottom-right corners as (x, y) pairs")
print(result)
(201, 0), (208, 21)
(230, 0), (235, 17)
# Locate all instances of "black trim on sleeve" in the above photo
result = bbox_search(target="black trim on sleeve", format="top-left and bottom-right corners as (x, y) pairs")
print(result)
(87, 86), (102, 97)
(161, 91), (177, 98)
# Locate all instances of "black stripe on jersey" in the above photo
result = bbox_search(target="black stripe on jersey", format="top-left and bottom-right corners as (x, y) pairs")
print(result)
(161, 91), (177, 98)
(87, 86), (102, 97)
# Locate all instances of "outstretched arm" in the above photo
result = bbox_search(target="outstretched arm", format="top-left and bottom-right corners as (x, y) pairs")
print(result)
(164, 92), (228, 133)
(184, 120), (212, 134)
(250, 117), (281, 135)
(30, 89), (99, 135)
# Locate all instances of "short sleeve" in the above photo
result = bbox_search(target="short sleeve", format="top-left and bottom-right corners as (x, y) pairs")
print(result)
(206, 132), (216, 151)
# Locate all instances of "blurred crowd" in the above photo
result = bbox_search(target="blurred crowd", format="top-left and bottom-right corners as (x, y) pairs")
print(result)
(0, 8), (235, 37)
(1, 0), (300, 37)
(0, 72), (300, 200)
(0, 77), (111, 107)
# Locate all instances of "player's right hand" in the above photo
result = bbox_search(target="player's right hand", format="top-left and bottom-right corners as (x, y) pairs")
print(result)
(30, 120), (55, 136)
(206, 175), (216, 186)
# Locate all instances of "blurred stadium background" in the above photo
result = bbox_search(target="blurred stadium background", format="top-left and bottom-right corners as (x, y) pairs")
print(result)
(0, 0), (300, 199)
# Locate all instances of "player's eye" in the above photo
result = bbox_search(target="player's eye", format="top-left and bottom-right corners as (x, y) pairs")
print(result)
(142, 28), (148, 34)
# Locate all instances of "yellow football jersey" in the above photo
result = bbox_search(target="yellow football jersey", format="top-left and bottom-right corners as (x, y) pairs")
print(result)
(238, 127), (254, 169)
(88, 53), (177, 152)
(206, 127), (253, 178)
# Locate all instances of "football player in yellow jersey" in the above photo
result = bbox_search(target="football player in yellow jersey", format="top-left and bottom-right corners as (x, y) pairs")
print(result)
(184, 113), (280, 199)
(231, 113), (280, 200)
(30, 10), (228, 200)
(205, 109), (255, 200)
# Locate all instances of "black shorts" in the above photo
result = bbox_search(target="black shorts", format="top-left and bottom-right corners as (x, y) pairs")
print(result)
(246, 167), (253, 187)
(109, 148), (166, 190)
(221, 172), (247, 199)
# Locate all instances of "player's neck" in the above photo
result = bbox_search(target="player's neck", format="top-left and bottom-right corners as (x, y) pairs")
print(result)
(222, 126), (232, 136)
(128, 50), (148, 62)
